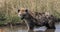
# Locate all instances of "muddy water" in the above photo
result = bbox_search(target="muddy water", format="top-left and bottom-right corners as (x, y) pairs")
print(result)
(0, 23), (60, 32)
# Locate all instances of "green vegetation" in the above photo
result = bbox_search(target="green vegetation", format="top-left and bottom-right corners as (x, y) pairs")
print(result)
(0, 10), (21, 25)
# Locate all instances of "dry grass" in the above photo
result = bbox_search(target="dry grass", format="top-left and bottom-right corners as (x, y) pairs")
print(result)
(0, 0), (60, 16)
(0, 0), (60, 24)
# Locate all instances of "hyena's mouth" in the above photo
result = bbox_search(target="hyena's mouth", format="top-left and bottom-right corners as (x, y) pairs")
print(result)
(18, 14), (27, 20)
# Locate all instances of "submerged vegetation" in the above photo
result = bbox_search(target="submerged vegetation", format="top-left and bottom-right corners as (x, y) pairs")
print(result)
(0, 0), (60, 26)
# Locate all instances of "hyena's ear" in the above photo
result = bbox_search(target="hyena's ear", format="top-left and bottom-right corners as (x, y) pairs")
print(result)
(18, 9), (20, 12)
(25, 9), (28, 12)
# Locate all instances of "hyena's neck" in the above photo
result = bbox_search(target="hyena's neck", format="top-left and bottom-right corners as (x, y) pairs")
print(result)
(24, 13), (37, 23)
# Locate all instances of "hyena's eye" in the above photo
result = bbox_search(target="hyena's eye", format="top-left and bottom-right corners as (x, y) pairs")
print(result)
(18, 9), (20, 12)
(25, 9), (28, 12)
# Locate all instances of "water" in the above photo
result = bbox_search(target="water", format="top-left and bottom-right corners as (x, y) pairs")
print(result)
(0, 23), (60, 32)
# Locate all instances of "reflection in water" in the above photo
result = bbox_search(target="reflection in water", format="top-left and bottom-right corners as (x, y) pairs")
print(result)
(34, 29), (55, 32)
(0, 27), (55, 32)
(0, 23), (60, 32)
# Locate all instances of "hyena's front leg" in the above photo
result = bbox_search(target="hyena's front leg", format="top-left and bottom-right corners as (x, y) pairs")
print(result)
(24, 20), (34, 32)
(28, 23), (34, 32)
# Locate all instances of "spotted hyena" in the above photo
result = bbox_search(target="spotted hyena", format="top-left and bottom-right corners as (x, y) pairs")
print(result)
(17, 8), (56, 31)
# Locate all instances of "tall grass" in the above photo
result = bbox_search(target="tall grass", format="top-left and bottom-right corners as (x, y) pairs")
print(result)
(0, 0), (60, 25)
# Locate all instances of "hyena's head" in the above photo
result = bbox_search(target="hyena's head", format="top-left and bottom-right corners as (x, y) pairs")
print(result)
(18, 8), (29, 19)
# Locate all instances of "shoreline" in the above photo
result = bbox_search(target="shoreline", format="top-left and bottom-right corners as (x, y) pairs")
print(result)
(0, 22), (26, 27)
